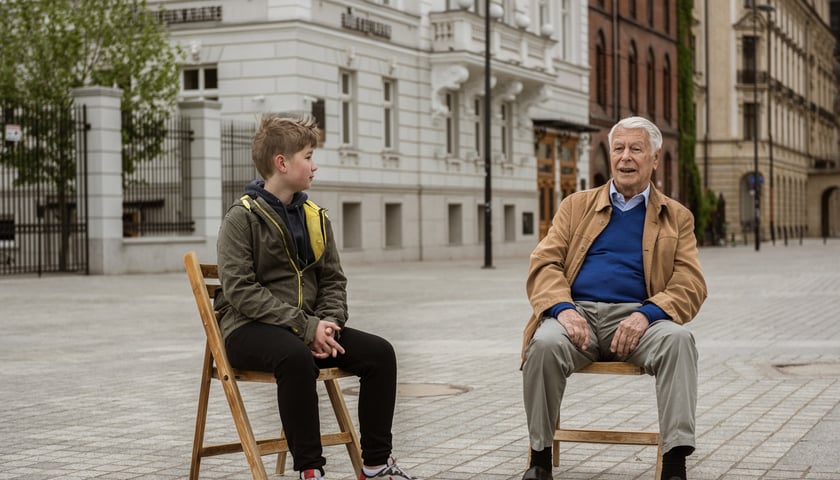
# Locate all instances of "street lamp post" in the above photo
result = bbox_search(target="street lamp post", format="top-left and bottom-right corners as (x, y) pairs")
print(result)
(483, 0), (492, 268)
(752, 2), (761, 251)
(483, 0), (502, 269)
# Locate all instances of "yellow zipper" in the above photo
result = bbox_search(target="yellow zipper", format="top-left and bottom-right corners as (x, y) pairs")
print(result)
(251, 199), (304, 309)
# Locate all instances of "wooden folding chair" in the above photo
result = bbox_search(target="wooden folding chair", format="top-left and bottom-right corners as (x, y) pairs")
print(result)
(554, 361), (662, 479)
(184, 251), (363, 480)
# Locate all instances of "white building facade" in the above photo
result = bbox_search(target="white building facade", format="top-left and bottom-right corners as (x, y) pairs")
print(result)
(150, 0), (591, 263)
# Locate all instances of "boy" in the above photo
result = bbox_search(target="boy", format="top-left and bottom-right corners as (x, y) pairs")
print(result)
(215, 113), (416, 480)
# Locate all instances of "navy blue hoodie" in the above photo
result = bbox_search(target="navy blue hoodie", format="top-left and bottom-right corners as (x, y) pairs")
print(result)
(243, 179), (314, 268)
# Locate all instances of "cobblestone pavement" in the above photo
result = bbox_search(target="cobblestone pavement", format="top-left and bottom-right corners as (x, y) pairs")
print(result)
(1, 239), (839, 480)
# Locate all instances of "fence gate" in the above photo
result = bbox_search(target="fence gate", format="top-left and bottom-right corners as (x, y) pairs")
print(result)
(0, 102), (89, 275)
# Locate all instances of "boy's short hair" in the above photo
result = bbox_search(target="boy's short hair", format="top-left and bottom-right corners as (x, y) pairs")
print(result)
(251, 113), (321, 179)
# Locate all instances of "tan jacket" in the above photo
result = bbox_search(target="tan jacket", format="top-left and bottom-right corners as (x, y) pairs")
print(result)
(522, 183), (707, 360)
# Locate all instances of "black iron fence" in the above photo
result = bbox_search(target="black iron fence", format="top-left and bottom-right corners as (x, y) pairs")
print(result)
(0, 101), (89, 275)
(121, 111), (194, 237)
(221, 119), (257, 212)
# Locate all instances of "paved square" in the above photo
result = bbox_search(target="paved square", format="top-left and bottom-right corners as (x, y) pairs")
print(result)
(1, 240), (839, 479)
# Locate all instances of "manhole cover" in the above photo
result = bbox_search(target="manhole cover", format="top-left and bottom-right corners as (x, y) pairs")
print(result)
(344, 382), (471, 398)
(774, 362), (840, 377)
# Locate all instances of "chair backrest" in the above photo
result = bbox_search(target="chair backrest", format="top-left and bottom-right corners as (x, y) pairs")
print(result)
(184, 252), (230, 373)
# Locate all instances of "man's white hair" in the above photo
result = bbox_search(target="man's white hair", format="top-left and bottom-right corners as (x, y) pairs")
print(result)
(608, 116), (663, 152)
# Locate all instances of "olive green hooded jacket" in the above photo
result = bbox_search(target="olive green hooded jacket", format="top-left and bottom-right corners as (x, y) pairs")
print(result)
(214, 195), (347, 344)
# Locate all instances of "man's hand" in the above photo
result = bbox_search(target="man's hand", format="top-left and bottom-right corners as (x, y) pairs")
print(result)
(610, 312), (649, 356)
(556, 308), (589, 350)
(310, 321), (345, 359)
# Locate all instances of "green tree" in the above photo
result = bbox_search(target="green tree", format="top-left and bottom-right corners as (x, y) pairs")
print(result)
(0, 0), (181, 269)
(676, 0), (710, 242)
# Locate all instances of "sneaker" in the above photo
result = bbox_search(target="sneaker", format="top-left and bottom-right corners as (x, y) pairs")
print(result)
(300, 468), (325, 479)
(359, 457), (416, 479)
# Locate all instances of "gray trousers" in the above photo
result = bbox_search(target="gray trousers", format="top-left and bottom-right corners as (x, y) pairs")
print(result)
(522, 301), (697, 455)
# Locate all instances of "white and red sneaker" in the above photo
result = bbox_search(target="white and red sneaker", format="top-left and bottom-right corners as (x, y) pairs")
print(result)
(300, 468), (325, 479)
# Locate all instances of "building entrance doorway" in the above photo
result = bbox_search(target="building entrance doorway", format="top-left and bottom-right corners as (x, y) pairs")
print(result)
(535, 130), (579, 239)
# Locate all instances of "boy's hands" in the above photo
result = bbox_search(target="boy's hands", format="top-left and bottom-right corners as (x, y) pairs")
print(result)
(310, 320), (345, 358)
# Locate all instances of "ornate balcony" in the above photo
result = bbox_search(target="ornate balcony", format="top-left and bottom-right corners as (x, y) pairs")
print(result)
(427, 9), (560, 120)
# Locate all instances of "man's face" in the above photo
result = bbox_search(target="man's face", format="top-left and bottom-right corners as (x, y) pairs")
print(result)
(609, 126), (659, 199)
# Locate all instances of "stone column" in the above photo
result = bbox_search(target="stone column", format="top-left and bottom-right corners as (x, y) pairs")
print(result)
(72, 87), (123, 274)
(178, 100), (223, 256)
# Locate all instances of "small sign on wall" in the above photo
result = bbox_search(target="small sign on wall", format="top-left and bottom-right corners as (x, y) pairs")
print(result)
(4, 124), (21, 142)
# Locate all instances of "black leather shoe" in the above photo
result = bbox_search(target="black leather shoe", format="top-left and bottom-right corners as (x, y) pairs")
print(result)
(522, 466), (553, 480)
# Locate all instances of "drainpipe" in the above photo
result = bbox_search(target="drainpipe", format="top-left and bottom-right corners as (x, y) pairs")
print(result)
(703, 0), (710, 189)
(613, 0), (620, 122)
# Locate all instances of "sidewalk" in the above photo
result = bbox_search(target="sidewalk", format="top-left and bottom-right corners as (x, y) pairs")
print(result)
(1, 239), (839, 479)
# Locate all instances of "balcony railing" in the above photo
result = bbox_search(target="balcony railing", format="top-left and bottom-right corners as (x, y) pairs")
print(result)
(429, 10), (556, 72)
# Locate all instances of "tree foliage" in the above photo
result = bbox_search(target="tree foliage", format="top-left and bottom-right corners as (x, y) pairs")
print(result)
(0, 0), (180, 115)
(676, 0), (712, 243)
(0, 0), (181, 268)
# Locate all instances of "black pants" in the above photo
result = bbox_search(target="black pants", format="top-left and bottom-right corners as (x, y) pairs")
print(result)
(225, 322), (396, 472)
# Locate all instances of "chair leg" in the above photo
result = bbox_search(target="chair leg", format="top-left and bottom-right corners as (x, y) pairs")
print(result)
(275, 427), (287, 475)
(552, 416), (560, 467)
(216, 368), (269, 480)
(324, 377), (363, 478)
(655, 441), (663, 480)
(190, 345), (213, 480)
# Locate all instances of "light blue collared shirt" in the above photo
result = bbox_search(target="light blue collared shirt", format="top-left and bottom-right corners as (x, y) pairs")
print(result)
(609, 181), (651, 212)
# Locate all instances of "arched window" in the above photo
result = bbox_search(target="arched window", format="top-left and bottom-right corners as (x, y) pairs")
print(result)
(596, 30), (607, 108)
(663, 55), (672, 122)
(647, 0), (654, 26)
(593, 143), (610, 188)
(663, 151), (673, 196)
(647, 48), (656, 119)
(629, 42), (638, 114)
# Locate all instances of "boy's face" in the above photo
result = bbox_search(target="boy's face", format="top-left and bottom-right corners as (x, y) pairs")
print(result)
(279, 145), (317, 191)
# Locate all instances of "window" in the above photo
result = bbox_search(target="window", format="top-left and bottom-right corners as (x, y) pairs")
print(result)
(629, 42), (638, 113)
(340, 71), (356, 145)
(522, 212), (535, 235)
(445, 92), (459, 156)
(504, 204), (515, 242)
(181, 65), (218, 100)
(647, 48), (656, 119)
(384, 203), (402, 247)
(500, 102), (513, 159)
(342, 202), (362, 249)
(743, 36), (757, 74)
(596, 31), (607, 108)
(663, 0), (670, 33)
(630, 0), (637, 18)
(474, 97), (483, 158)
(647, 0), (654, 26)
(663, 55), (672, 122)
(311, 98), (326, 145)
(448, 204), (463, 245)
(559, 0), (571, 59)
(744, 102), (758, 140)
(383, 78), (396, 150)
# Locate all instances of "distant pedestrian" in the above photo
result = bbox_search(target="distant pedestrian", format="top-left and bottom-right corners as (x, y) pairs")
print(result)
(214, 113), (416, 480)
(520, 116), (708, 480)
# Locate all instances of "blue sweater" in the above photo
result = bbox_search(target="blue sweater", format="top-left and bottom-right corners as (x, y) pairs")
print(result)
(548, 203), (669, 323)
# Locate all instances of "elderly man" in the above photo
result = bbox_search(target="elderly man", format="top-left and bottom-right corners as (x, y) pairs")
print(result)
(521, 116), (707, 480)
